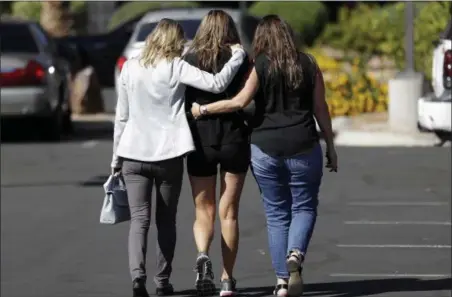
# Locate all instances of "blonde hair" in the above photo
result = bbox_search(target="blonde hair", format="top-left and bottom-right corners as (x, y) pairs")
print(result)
(189, 10), (241, 72)
(140, 18), (186, 67)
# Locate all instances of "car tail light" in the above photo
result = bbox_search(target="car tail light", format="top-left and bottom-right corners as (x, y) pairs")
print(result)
(0, 60), (45, 87)
(117, 56), (127, 72)
(443, 49), (452, 90)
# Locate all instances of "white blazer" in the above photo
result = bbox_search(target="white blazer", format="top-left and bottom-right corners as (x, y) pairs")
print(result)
(111, 48), (246, 167)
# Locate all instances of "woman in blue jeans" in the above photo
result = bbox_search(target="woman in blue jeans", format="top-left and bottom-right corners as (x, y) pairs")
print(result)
(191, 15), (338, 297)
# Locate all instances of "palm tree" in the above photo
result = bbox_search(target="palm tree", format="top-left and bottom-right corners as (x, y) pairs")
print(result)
(40, 1), (73, 37)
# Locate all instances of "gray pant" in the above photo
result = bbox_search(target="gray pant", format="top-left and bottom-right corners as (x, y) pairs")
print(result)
(122, 157), (183, 287)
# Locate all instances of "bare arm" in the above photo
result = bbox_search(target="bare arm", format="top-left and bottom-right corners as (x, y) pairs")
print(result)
(177, 48), (246, 93)
(111, 62), (129, 169)
(194, 67), (259, 116)
(313, 66), (335, 150)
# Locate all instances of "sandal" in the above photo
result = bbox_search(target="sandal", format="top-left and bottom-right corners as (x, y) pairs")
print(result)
(286, 251), (304, 296)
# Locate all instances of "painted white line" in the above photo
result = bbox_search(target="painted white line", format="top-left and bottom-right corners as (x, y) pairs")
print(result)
(81, 140), (99, 149)
(344, 221), (452, 226)
(347, 202), (449, 206)
(337, 244), (451, 249)
(330, 273), (451, 278)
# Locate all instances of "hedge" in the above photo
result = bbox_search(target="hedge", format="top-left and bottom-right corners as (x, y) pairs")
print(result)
(308, 47), (389, 117)
(108, 1), (200, 31)
(248, 1), (329, 46)
(317, 2), (451, 80)
(11, 1), (86, 23)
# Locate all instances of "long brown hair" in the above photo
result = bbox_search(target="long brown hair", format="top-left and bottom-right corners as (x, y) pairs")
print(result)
(189, 10), (241, 72)
(140, 18), (186, 67)
(252, 15), (303, 89)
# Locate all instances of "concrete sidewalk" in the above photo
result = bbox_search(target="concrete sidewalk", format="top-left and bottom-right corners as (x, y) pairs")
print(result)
(332, 113), (445, 147)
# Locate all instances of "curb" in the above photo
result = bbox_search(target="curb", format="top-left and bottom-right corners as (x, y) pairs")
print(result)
(71, 113), (115, 122)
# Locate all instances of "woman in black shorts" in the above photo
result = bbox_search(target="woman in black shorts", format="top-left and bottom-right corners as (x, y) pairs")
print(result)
(184, 9), (251, 297)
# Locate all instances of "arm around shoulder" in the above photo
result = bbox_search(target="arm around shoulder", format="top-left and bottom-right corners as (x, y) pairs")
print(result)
(192, 67), (259, 117)
(176, 48), (246, 93)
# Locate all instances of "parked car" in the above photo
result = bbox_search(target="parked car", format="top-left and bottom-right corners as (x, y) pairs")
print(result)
(0, 17), (72, 140)
(418, 19), (452, 141)
(55, 15), (140, 87)
(114, 8), (261, 96)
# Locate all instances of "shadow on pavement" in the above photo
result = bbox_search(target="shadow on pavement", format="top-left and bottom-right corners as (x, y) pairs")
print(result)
(211, 277), (452, 297)
(78, 174), (110, 187)
(1, 174), (111, 189)
(0, 118), (113, 143)
(70, 119), (113, 142)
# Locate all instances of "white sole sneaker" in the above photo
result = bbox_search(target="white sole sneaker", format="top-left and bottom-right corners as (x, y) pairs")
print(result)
(286, 257), (303, 297)
(195, 256), (216, 296)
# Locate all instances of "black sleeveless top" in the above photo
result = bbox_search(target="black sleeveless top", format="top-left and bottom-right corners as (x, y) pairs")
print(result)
(250, 52), (319, 157)
(184, 49), (251, 147)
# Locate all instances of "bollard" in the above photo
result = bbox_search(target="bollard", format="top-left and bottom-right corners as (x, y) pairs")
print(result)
(388, 72), (423, 134)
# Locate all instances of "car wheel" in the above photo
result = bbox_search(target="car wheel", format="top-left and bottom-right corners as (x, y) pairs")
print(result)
(62, 108), (73, 134)
(60, 83), (73, 134)
(434, 130), (452, 142)
(39, 110), (64, 142)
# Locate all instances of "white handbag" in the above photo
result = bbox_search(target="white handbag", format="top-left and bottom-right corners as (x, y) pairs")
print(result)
(99, 173), (130, 225)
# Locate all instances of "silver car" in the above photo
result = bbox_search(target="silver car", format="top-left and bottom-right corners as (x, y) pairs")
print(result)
(1, 18), (72, 140)
(114, 8), (260, 96)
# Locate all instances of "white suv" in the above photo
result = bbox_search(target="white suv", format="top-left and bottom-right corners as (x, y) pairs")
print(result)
(113, 8), (260, 97)
(418, 20), (452, 141)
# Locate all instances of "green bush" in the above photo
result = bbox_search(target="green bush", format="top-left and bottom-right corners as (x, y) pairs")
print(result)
(317, 2), (451, 80)
(248, 1), (329, 46)
(108, 1), (200, 31)
(11, 1), (86, 22)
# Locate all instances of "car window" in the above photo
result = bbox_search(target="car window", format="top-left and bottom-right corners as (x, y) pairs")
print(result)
(0, 23), (39, 53)
(135, 19), (201, 42)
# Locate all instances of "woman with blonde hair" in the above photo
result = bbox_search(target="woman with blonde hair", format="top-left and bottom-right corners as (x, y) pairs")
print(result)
(183, 10), (251, 296)
(111, 18), (245, 297)
(191, 15), (338, 297)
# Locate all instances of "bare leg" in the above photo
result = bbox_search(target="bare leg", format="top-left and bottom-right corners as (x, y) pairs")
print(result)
(189, 175), (217, 254)
(218, 171), (246, 281)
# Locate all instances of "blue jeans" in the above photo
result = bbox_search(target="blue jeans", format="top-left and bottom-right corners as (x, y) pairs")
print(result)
(250, 143), (323, 279)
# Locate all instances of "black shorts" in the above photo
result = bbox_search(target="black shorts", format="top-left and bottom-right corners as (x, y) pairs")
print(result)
(187, 143), (251, 177)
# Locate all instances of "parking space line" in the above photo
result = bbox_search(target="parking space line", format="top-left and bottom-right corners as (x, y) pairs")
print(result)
(344, 221), (452, 226)
(330, 273), (452, 278)
(347, 202), (449, 206)
(81, 140), (99, 149)
(337, 244), (451, 249)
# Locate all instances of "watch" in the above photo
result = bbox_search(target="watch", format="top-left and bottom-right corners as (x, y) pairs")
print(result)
(200, 105), (208, 116)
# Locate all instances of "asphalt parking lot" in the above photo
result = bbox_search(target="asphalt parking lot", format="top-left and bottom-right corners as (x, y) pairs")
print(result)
(1, 119), (451, 297)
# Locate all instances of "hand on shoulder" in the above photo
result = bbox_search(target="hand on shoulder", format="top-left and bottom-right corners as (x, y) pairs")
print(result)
(230, 43), (244, 53)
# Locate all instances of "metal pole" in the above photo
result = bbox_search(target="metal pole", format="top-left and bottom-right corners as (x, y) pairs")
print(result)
(404, 1), (415, 73)
(239, 1), (247, 20)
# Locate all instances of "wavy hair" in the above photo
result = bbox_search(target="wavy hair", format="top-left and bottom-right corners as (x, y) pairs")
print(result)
(140, 18), (186, 67)
(189, 10), (241, 72)
(252, 15), (303, 89)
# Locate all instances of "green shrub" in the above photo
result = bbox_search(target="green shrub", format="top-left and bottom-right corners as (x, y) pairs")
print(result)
(108, 1), (199, 31)
(317, 2), (450, 80)
(248, 1), (328, 46)
(11, 1), (86, 23)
